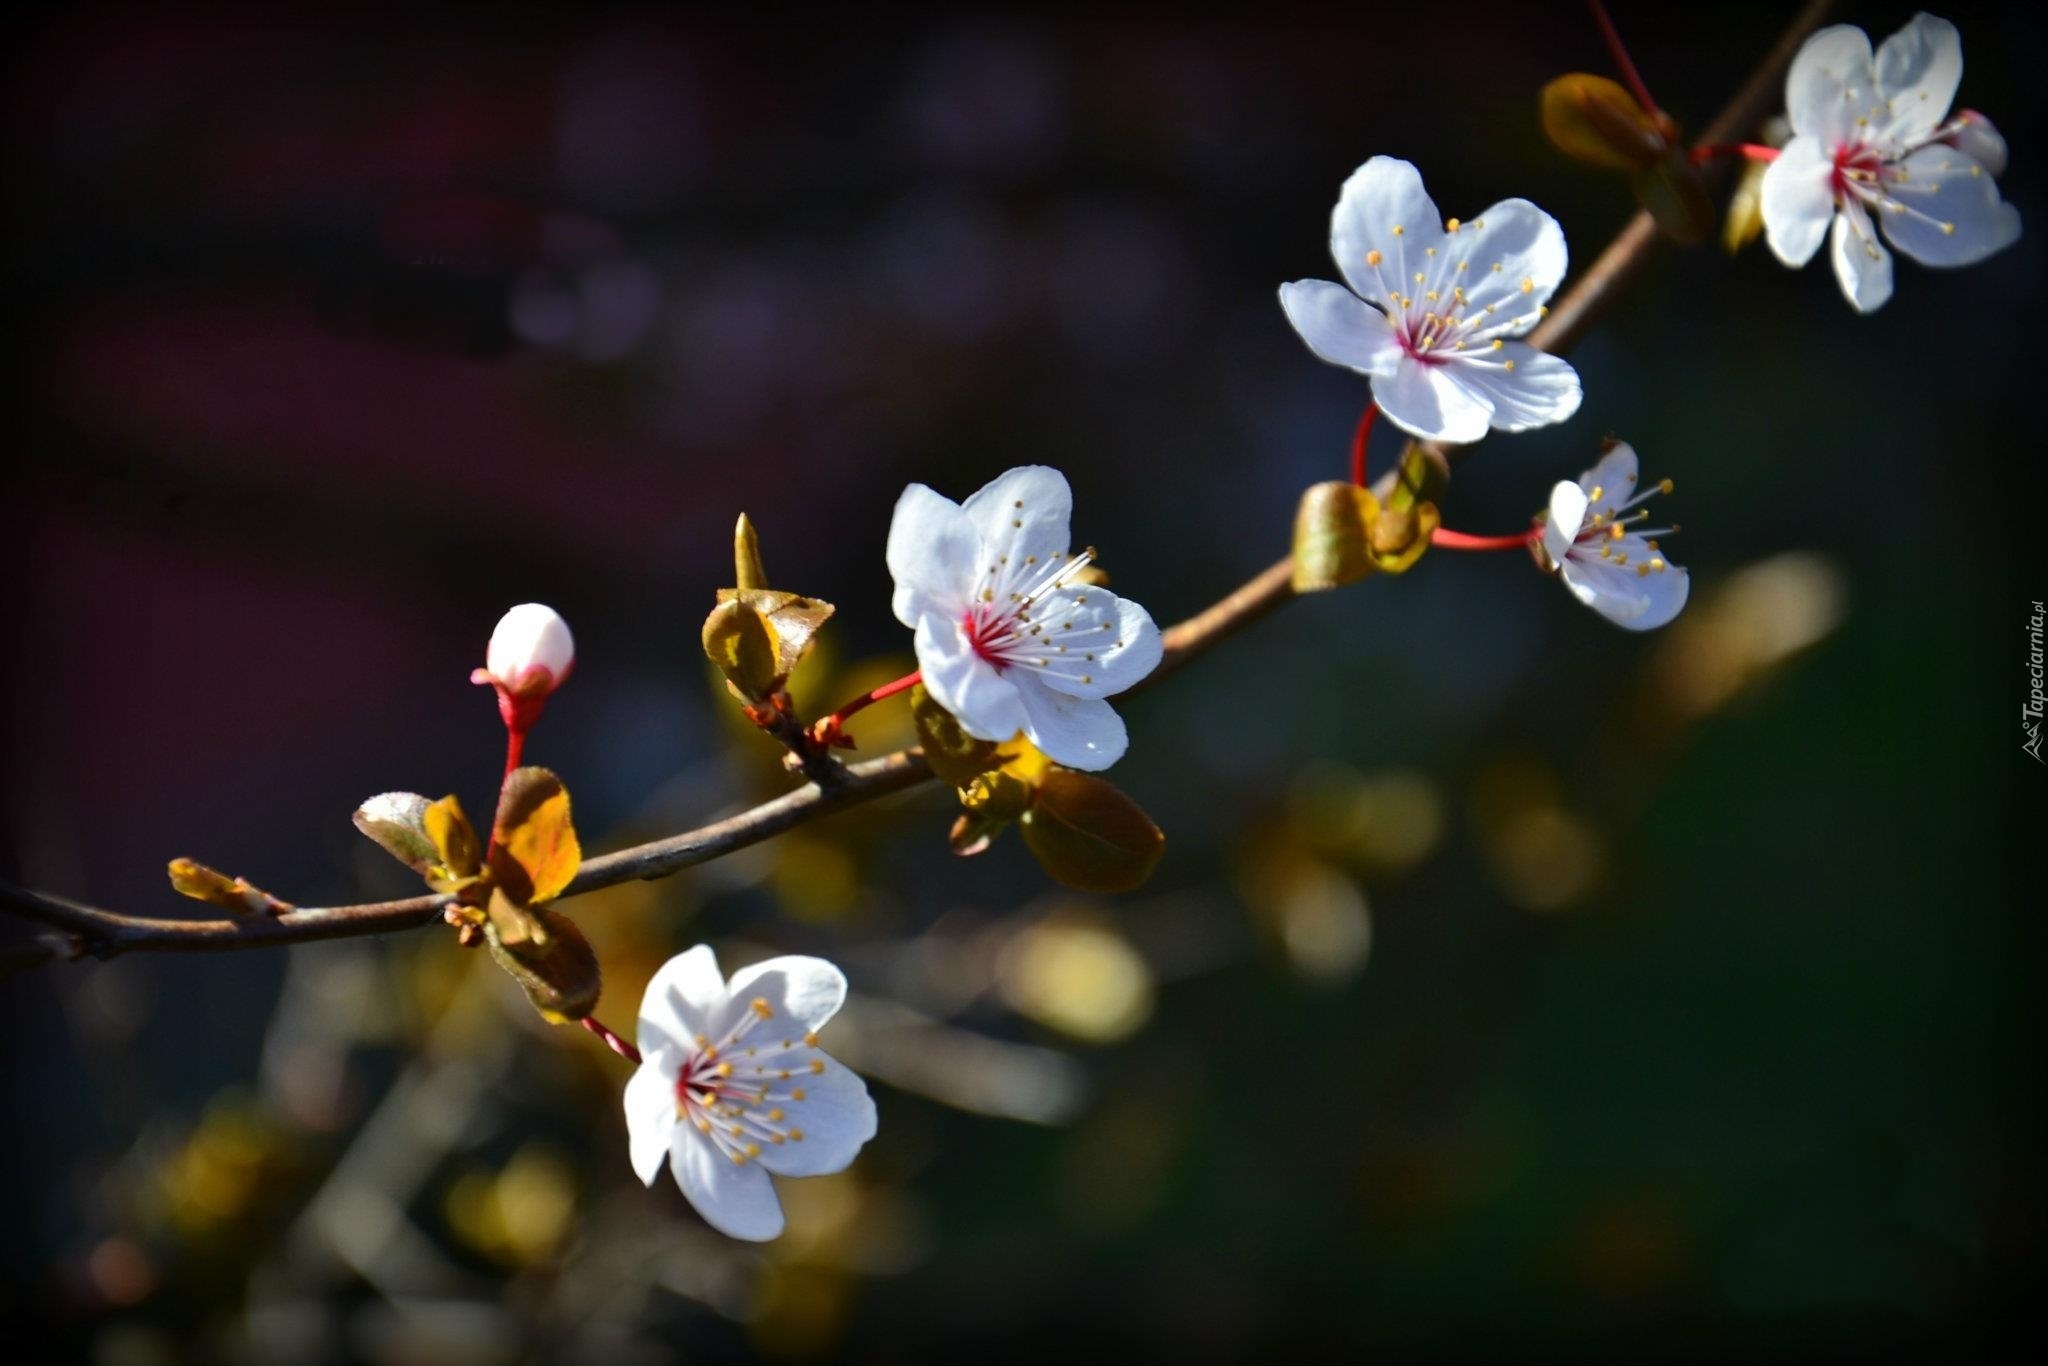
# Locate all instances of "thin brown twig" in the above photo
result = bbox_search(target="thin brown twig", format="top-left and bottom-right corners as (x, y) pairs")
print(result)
(0, 1), (1832, 966)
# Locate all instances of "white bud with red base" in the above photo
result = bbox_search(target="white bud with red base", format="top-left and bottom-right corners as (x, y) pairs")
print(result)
(473, 603), (575, 733)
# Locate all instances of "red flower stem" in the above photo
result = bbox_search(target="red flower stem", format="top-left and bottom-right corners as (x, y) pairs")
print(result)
(1429, 527), (1538, 552)
(501, 725), (527, 782)
(1349, 402), (1380, 488)
(822, 669), (923, 732)
(1687, 142), (1780, 166)
(1587, 0), (1661, 116)
(581, 1015), (642, 1064)
(481, 724), (529, 865)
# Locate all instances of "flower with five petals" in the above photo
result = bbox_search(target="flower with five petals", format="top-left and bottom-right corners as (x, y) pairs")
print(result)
(624, 946), (877, 1241)
(1760, 13), (2021, 313)
(1280, 156), (1581, 444)
(1535, 442), (1689, 632)
(887, 465), (1162, 772)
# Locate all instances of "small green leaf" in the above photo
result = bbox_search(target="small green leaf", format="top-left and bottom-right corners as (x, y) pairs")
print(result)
(490, 767), (581, 904)
(910, 684), (1002, 786)
(1541, 73), (1668, 171)
(1292, 481), (1376, 592)
(485, 905), (601, 1023)
(1019, 770), (1166, 894)
(352, 792), (439, 874)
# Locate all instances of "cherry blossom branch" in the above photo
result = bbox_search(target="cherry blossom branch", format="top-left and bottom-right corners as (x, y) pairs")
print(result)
(0, 750), (931, 961)
(0, 0), (1833, 967)
(1144, 0), (1832, 675)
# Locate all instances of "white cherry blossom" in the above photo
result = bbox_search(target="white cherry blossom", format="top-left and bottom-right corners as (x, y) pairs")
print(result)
(1536, 443), (1688, 631)
(1279, 156), (1580, 444)
(624, 945), (877, 1242)
(887, 465), (1162, 772)
(1760, 13), (2020, 313)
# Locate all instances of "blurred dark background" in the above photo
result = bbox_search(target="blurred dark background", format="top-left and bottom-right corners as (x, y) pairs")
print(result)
(3, 2), (2043, 1361)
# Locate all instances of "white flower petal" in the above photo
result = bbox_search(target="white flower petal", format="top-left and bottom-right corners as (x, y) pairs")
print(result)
(1560, 553), (1690, 631)
(1022, 589), (1162, 700)
(670, 1123), (785, 1241)
(1873, 12), (1962, 144)
(755, 1055), (877, 1179)
(1577, 443), (1640, 518)
(1448, 198), (1569, 316)
(638, 944), (728, 1071)
(915, 615), (1028, 743)
(960, 466), (1074, 582)
(1943, 110), (2007, 178)
(1543, 480), (1590, 566)
(1372, 357), (1491, 444)
(624, 1062), (677, 1187)
(1876, 144), (2022, 267)
(887, 484), (981, 627)
(1760, 137), (1838, 267)
(1830, 202), (1895, 312)
(721, 955), (850, 1036)
(1331, 156), (1446, 298)
(1454, 344), (1581, 434)
(1014, 683), (1128, 772)
(1785, 24), (1874, 144)
(1277, 280), (1402, 376)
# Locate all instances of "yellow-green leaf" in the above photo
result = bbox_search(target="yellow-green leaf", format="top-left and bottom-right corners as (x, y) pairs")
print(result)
(703, 598), (782, 701)
(485, 906), (601, 1023)
(1383, 441), (1449, 517)
(167, 859), (290, 915)
(352, 791), (439, 874)
(714, 588), (836, 683)
(1292, 481), (1376, 592)
(491, 767), (581, 904)
(962, 769), (1035, 822)
(734, 512), (769, 591)
(424, 794), (483, 883)
(1365, 495), (1441, 575)
(910, 684), (1002, 786)
(1540, 73), (1667, 171)
(485, 885), (550, 949)
(1019, 770), (1166, 894)
(1722, 155), (1769, 254)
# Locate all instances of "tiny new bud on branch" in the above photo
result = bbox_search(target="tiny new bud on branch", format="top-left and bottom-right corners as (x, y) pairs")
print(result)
(473, 603), (576, 775)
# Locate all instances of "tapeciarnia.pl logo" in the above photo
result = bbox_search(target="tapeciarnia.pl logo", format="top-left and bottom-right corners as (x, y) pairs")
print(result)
(2027, 600), (2045, 762)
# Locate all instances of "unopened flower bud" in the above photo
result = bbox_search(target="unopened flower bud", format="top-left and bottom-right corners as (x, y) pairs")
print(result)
(474, 603), (575, 733)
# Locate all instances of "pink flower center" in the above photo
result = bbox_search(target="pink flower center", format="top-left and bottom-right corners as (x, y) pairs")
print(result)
(958, 548), (1098, 673)
(1830, 142), (1885, 201)
(965, 603), (1016, 669)
(670, 998), (826, 1166)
